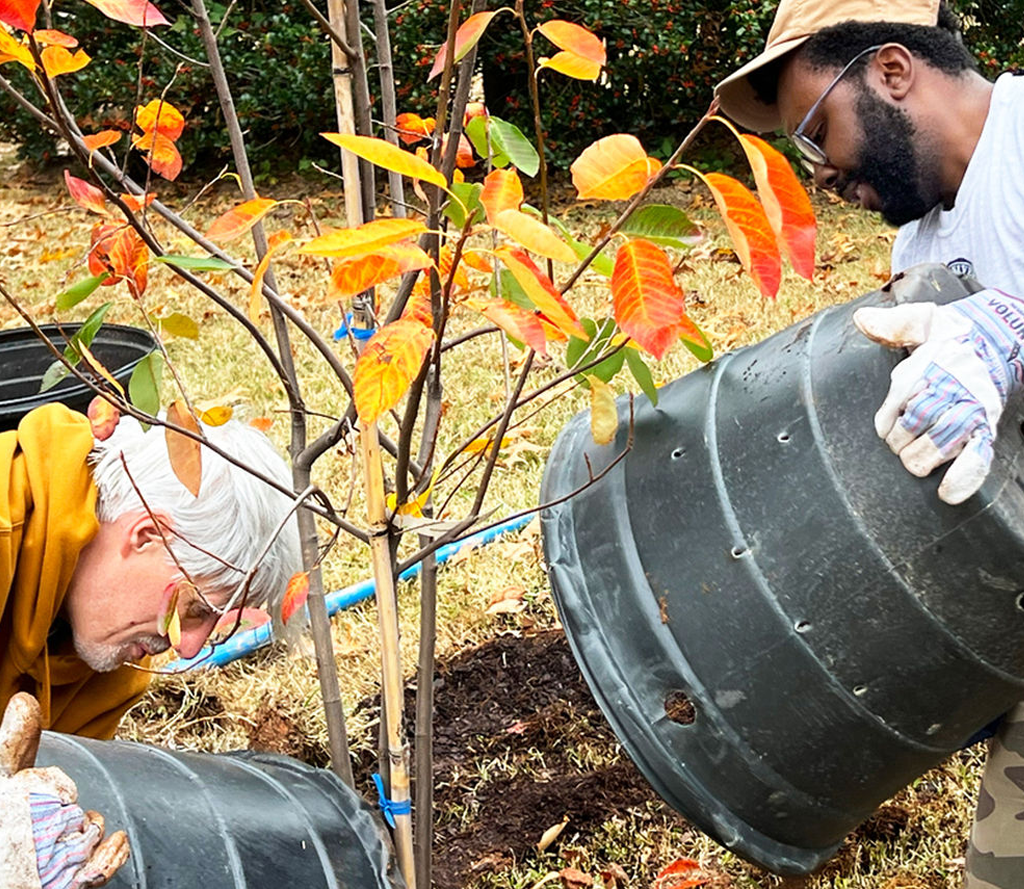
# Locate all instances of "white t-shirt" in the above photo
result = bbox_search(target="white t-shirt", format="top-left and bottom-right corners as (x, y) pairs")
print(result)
(892, 72), (1024, 294)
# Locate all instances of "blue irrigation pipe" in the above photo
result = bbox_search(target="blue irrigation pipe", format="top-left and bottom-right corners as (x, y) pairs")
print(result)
(168, 513), (536, 671)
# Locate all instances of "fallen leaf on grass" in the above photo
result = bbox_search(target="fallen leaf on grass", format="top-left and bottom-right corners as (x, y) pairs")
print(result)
(537, 815), (570, 853)
(653, 858), (710, 889)
(600, 863), (628, 888)
(487, 585), (526, 614)
(560, 867), (594, 889)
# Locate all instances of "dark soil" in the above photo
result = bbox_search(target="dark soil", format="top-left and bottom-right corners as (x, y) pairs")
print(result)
(352, 628), (670, 889)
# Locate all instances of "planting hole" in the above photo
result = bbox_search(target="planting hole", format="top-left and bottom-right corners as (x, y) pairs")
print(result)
(665, 691), (696, 725)
(671, 447), (685, 460)
(795, 620), (811, 633)
(853, 684), (868, 697)
(730, 545), (748, 559)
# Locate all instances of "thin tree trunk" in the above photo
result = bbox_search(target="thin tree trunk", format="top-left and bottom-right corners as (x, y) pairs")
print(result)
(371, 0), (407, 217)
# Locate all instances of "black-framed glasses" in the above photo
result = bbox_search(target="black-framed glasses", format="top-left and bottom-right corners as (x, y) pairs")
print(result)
(789, 45), (884, 167)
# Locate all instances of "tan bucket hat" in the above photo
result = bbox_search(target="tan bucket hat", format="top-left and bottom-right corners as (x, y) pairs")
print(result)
(714, 0), (941, 132)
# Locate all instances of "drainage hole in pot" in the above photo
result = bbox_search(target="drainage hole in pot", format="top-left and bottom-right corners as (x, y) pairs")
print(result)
(853, 685), (868, 697)
(1016, 593), (1024, 612)
(777, 432), (791, 444)
(671, 447), (685, 460)
(665, 691), (696, 726)
(926, 723), (942, 735)
(730, 545), (748, 559)
(795, 620), (811, 634)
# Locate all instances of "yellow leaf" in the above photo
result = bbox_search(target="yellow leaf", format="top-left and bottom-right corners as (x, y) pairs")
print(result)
(496, 246), (585, 339)
(492, 209), (576, 263)
(353, 319), (435, 425)
(464, 434), (512, 456)
(536, 21), (605, 64)
(586, 374), (617, 445)
(571, 134), (662, 201)
(165, 399), (202, 497)
(135, 98), (184, 141)
(167, 607), (181, 648)
(299, 217), (426, 259)
(0, 28), (35, 70)
(537, 51), (601, 81)
(248, 230), (292, 323)
(321, 132), (447, 189)
(199, 405), (233, 426)
(78, 341), (125, 397)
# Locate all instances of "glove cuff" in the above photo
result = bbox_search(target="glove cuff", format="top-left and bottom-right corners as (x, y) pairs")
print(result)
(0, 784), (44, 889)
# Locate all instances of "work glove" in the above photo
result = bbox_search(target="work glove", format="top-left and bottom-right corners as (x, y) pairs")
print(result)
(0, 693), (130, 889)
(853, 288), (1024, 505)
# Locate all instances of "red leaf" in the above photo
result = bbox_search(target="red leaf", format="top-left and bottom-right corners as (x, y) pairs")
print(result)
(65, 170), (107, 216)
(611, 239), (686, 359)
(653, 858), (709, 889)
(463, 295), (548, 355)
(429, 11), (497, 80)
(0, 0), (39, 31)
(281, 571), (309, 625)
(88, 223), (148, 297)
(81, 0), (168, 27)
(702, 172), (782, 299)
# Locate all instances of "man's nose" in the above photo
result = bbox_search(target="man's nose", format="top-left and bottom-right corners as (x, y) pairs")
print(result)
(813, 162), (841, 191)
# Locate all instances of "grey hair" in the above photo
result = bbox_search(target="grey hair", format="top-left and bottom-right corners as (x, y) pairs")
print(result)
(88, 413), (302, 619)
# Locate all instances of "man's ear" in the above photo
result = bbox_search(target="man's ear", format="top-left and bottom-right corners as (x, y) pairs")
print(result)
(121, 511), (173, 557)
(874, 43), (915, 101)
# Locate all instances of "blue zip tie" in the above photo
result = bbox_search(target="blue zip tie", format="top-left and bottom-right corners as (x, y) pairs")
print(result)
(333, 312), (376, 342)
(372, 773), (411, 828)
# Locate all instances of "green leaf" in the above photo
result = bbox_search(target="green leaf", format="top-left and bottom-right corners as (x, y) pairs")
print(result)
(41, 302), (114, 392)
(55, 274), (108, 311)
(155, 254), (235, 271)
(625, 346), (658, 406)
(157, 312), (199, 339)
(39, 361), (70, 393)
(129, 350), (163, 417)
(546, 214), (614, 277)
(588, 347), (625, 383)
(566, 334), (588, 368)
(571, 316), (623, 383)
(444, 181), (483, 229)
(465, 116), (510, 169)
(489, 117), (540, 177)
(620, 204), (703, 249)
(681, 324), (714, 363)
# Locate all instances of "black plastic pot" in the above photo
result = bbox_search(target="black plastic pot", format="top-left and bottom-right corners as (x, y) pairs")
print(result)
(36, 731), (403, 888)
(540, 264), (1024, 875)
(0, 323), (157, 431)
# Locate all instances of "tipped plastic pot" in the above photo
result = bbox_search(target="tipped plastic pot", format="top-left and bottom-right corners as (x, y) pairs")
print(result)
(0, 323), (157, 431)
(540, 264), (1024, 874)
(37, 731), (404, 888)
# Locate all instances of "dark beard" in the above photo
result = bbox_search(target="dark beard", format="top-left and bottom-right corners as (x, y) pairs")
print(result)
(850, 87), (938, 226)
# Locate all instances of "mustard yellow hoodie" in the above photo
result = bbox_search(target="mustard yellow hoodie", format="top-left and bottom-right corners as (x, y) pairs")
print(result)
(0, 404), (151, 739)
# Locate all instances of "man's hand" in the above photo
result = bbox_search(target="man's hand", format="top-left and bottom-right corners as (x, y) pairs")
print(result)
(853, 288), (1024, 505)
(0, 694), (130, 889)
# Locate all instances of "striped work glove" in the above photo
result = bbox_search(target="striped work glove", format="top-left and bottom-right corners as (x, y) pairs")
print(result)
(853, 288), (1024, 505)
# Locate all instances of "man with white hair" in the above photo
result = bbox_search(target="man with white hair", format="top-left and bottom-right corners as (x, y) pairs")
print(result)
(716, 1), (1024, 885)
(0, 400), (302, 887)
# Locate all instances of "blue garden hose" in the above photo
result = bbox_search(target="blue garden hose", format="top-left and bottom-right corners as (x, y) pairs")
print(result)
(168, 513), (535, 670)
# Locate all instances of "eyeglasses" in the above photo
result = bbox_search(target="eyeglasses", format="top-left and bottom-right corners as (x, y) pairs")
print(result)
(789, 45), (884, 167)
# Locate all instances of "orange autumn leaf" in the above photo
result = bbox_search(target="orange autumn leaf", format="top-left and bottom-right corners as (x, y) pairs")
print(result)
(571, 134), (662, 201)
(41, 45), (89, 77)
(330, 242), (434, 301)
(0, 28), (35, 69)
(322, 133), (447, 189)
(82, 0), (168, 27)
(428, 10), (497, 80)
(497, 246), (585, 339)
(653, 858), (710, 889)
(443, 131), (475, 168)
(536, 20), (605, 65)
(86, 394), (119, 441)
(249, 230), (292, 323)
(611, 239), (686, 360)
(701, 171), (782, 299)
(250, 416), (274, 433)
(120, 191), (154, 212)
(463, 295), (548, 355)
(492, 209), (576, 263)
(411, 244), (469, 300)
(165, 399), (202, 497)
(82, 130), (122, 153)
(394, 112), (435, 145)
(0, 0), (38, 30)
(736, 132), (816, 280)
(88, 223), (148, 297)
(64, 170), (107, 216)
(281, 571), (309, 625)
(299, 217), (425, 259)
(353, 318), (435, 425)
(131, 130), (182, 180)
(205, 197), (279, 242)
(461, 250), (492, 274)
(32, 28), (77, 46)
(402, 291), (433, 327)
(479, 168), (523, 223)
(135, 98), (184, 140)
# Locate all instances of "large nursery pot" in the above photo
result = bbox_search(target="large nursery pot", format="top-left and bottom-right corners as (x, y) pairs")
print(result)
(0, 323), (157, 431)
(540, 263), (1024, 875)
(36, 731), (403, 888)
